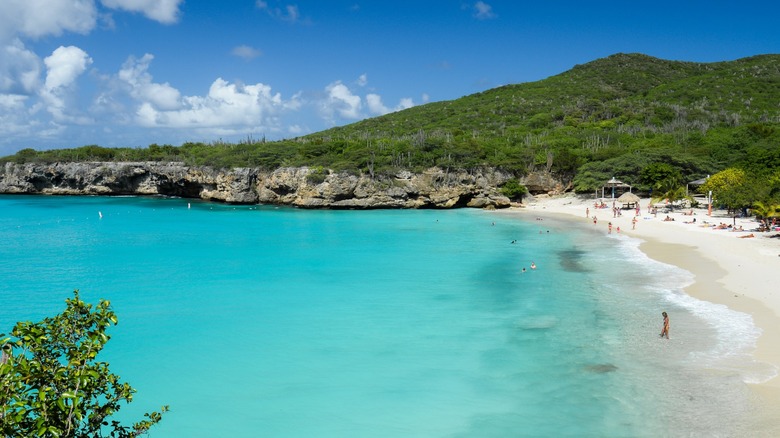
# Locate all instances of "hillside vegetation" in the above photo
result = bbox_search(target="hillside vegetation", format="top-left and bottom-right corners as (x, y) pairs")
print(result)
(3, 53), (780, 207)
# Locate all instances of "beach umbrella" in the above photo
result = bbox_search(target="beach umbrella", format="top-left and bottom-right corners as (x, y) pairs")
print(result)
(617, 192), (640, 203)
(617, 192), (640, 209)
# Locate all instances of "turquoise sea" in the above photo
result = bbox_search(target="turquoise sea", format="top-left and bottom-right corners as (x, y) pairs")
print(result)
(0, 195), (773, 437)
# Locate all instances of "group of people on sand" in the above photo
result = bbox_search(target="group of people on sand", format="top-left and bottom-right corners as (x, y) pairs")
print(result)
(758, 217), (778, 232)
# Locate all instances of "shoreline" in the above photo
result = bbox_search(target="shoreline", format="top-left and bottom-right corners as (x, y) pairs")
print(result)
(499, 193), (780, 432)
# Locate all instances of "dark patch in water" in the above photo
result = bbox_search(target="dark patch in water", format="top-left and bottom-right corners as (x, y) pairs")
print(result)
(557, 248), (591, 273)
(584, 363), (618, 373)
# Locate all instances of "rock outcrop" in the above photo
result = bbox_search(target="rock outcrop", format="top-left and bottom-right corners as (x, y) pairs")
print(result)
(0, 162), (258, 204)
(0, 162), (522, 209)
(521, 171), (569, 195)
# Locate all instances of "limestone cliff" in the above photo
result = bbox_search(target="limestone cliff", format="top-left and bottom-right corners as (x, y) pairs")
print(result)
(0, 162), (525, 209)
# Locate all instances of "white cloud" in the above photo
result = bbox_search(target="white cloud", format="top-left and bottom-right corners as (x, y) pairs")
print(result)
(366, 93), (415, 116)
(315, 77), (418, 120)
(322, 81), (362, 120)
(256, 1), (302, 23)
(473, 1), (496, 20)
(287, 124), (304, 135)
(397, 98), (414, 110)
(44, 46), (93, 91)
(316, 73), (419, 118)
(366, 94), (388, 115)
(135, 78), (288, 130)
(118, 55), (296, 134)
(285, 5), (301, 22)
(0, 0), (182, 124)
(0, 94), (35, 138)
(231, 45), (263, 60)
(39, 46), (93, 122)
(0, 0), (181, 43)
(0, 94), (27, 110)
(0, 39), (41, 94)
(0, 0), (423, 152)
(0, 0), (97, 41)
(99, 0), (183, 24)
(118, 54), (181, 110)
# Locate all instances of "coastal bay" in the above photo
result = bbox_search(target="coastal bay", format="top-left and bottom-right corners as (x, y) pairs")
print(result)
(1, 194), (775, 436)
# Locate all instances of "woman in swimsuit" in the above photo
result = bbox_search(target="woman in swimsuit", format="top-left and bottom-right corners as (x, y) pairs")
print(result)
(660, 312), (670, 339)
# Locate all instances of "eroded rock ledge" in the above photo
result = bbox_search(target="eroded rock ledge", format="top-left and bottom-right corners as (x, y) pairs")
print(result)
(0, 162), (520, 209)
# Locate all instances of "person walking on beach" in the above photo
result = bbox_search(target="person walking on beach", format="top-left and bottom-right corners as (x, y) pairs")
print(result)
(660, 312), (670, 339)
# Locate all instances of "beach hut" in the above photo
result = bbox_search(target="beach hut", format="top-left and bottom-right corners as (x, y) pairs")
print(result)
(602, 177), (632, 199)
(617, 192), (641, 209)
(687, 177), (708, 196)
(687, 176), (711, 208)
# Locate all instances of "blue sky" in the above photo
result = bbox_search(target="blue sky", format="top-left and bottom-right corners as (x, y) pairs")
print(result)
(1, 1), (778, 156)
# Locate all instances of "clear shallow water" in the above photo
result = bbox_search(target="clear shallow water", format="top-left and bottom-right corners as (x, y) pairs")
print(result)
(0, 195), (770, 437)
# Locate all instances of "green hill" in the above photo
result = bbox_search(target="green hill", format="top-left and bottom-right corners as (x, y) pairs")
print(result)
(4, 53), (780, 198)
(311, 53), (779, 138)
(302, 53), (780, 193)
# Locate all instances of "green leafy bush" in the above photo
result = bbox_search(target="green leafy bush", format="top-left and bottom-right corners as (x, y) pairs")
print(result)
(500, 178), (528, 200)
(0, 291), (167, 437)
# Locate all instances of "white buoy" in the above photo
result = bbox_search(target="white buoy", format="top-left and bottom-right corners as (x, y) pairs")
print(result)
(98, 211), (103, 219)
(188, 203), (191, 209)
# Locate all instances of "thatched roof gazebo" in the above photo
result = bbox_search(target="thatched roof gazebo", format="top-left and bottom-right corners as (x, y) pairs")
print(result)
(617, 192), (641, 209)
(601, 177), (632, 199)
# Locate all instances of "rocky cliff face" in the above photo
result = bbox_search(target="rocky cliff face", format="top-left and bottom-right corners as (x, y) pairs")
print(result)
(0, 162), (258, 203)
(0, 162), (524, 209)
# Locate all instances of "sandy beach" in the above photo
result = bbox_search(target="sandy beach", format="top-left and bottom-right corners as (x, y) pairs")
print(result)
(505, 193), (780, 432)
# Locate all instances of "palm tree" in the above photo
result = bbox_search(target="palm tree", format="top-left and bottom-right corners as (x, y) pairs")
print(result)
(752, 201), (780, 219)
(651, 186), (691, 210)
(751, 201), (780, 231)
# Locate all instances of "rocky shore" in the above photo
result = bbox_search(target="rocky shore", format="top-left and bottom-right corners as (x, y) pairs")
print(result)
(0, 162), (537, 209)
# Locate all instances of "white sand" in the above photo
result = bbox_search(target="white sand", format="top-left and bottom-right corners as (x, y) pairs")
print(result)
(500, 193), (780, 428)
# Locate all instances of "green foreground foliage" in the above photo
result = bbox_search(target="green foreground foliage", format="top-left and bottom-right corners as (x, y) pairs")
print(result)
(0, 291), (166, 437)
(2, 53), (779, 208)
